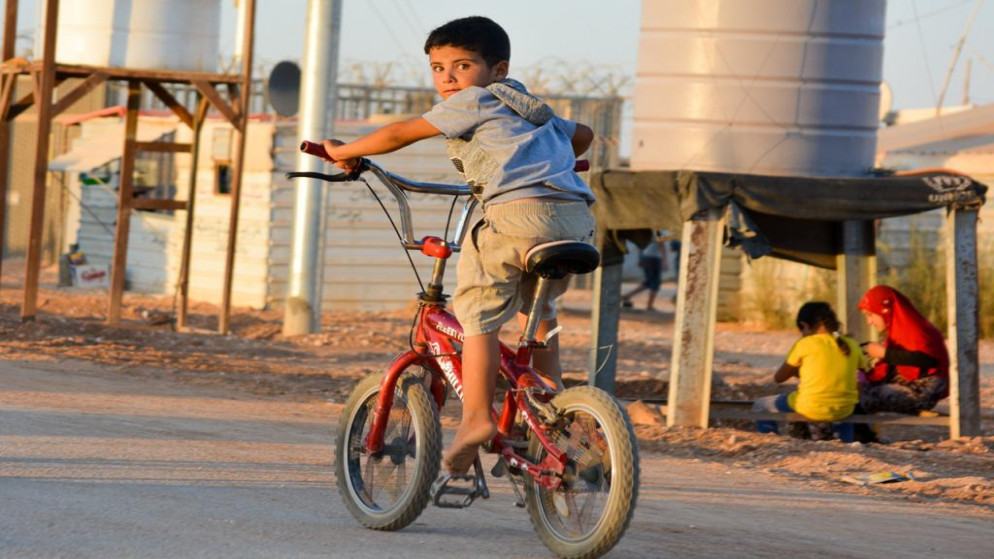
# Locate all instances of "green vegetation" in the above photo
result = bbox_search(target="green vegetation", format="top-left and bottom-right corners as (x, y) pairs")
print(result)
(743, 222), (991, 339)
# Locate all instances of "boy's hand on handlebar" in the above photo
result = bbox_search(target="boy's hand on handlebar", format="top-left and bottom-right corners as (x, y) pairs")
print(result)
(321, 139), (359, 172)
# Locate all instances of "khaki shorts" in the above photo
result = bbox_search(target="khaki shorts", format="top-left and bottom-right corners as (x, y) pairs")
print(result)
(454, 200), (595, 337)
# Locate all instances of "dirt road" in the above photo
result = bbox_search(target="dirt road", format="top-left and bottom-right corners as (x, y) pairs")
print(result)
(1, 358), (990, 558)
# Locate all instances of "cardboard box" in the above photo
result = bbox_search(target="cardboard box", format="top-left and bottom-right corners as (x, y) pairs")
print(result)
(72, 264), (110, 289)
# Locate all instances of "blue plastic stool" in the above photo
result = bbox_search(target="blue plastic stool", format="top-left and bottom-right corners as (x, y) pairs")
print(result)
(832, 422), (855, 443)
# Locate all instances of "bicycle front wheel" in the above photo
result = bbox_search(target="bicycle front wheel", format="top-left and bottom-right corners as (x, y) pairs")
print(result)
(336, 369), (441, 531)
(525, 386), (640, 559)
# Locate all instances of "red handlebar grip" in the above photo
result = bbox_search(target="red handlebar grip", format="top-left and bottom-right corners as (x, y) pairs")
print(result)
(574, 160), (590, 172)
(300, 140), (330, 160)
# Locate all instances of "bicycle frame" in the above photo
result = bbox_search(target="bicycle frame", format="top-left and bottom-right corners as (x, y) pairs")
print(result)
(287, 156), (572, 490)
(365, 259), (568, 490)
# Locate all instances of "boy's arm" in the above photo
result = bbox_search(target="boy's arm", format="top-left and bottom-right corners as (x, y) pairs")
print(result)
(773, 362), (799, 383)
(570, 123), (594, 157)
(322, 117), (442, 170)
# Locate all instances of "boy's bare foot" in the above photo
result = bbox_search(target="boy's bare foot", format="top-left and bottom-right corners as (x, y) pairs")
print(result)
(443, 421), (498, 475)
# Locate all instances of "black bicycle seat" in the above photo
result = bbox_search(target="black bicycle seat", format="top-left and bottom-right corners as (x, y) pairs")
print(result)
(525, 241), (601, 279)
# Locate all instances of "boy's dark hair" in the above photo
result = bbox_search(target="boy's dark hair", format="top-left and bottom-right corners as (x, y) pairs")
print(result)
(424, 16), (510, 67)
(796, 302), (850, 356)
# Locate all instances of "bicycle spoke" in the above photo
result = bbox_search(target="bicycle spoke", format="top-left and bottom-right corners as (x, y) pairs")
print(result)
(363, 454), (379, 503)
(565, 492), (585, 534)
(576, 488), (597, 531)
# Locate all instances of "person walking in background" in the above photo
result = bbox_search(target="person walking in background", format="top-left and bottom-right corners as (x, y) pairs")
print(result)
(621, 231), (667, 311)
(752, 302), (865, 440)
(857, 285), (949, 415)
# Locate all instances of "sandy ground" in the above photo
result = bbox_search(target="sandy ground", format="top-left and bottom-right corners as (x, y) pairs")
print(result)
(3, 359), (991, 558)
(0, 262), (991, 513)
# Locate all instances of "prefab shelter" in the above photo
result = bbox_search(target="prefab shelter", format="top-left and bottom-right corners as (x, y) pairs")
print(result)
(55, 112), (465, 310)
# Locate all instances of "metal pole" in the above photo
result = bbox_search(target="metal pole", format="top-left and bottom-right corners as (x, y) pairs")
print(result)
(945, 209), (981, 438)
(283, 0), (341, 335)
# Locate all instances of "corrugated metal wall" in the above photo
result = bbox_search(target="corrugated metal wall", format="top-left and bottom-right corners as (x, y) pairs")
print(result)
(268, 121), (467, 311)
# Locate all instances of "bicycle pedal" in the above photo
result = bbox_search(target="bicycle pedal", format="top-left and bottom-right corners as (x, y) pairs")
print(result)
(431, 457), (490, 509)
(430, 474), (482, 509)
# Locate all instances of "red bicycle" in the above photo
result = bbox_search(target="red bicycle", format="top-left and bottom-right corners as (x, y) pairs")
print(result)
(291, 143), (639, 559)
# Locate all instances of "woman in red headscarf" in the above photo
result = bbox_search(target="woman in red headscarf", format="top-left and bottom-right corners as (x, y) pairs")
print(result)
(857, 285), (949, 415)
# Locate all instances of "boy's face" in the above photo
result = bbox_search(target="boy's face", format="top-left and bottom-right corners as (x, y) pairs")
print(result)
(429, 45), (508, 99)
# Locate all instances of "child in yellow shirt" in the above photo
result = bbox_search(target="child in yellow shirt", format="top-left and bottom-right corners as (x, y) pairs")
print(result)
(753, 302), (866, 440)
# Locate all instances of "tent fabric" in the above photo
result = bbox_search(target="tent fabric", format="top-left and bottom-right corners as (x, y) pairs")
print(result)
(589, 169), (988, 269)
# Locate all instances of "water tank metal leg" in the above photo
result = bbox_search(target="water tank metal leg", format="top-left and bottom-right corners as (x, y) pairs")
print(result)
(589, 262), (623, 394)
(668, 208), (723, 427)
(836, 220), (876, 342)
(945, 208), (981, 438)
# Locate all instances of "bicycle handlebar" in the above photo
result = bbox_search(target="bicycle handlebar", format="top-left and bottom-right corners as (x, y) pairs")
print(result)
(299, 140), (590, 173)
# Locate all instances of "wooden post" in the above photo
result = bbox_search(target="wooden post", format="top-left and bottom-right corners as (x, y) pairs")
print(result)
(0, 0), (18, 284)
(836, 219), (876, 341)
(945, 208), (980, 438)
(589, 262), (623, 394)
(21, 0), (58, 320)
(107, 80), (141, 325)
(667, 208), (723, 427)
(176, 97), (209, 330)
(219, 0), (255, 334)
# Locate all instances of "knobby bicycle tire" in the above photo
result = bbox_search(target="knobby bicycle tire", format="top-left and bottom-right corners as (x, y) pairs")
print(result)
(336, 370), (442, 531)
(524, 386), (640, 559)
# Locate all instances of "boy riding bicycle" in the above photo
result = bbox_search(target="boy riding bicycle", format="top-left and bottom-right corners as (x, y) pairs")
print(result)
(320, 16), (596, 477)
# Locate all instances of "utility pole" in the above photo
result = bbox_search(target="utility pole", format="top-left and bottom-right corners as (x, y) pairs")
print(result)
(935, 0), (984, 114)
(283, 0), (341, 335)
(962, 57), (972, 106)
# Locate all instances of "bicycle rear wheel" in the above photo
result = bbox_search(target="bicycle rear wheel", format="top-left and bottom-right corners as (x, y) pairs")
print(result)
(524, 386), (639, 559)
(336, 369), (441, 531)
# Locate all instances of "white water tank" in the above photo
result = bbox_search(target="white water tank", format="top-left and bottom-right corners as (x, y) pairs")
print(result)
(42, 0), (221, 73)
(631, 0), (886, 177)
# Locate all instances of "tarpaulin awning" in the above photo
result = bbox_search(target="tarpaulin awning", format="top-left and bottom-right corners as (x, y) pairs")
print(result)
(590, 168), (988, 269)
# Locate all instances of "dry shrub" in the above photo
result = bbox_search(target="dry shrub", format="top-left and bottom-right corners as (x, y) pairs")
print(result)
(884, 226), (947, 332)
(745, 258), (837, 330)
(880, 226), (993, 339)
(745, 258), (793, 329)
(978, 241), (994, 338)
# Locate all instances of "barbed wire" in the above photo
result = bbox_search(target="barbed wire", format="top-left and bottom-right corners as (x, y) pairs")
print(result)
(332, 57), (634, 97)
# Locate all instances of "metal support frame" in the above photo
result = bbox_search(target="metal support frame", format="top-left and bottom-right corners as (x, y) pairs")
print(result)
(945, 208), (981, 438)
(0, 0), (257, 333)
(589, 262), (624, 394)
(584, 188), (980, 441)
(667, 208), (723, 427)
(836, 219), (876, 341)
